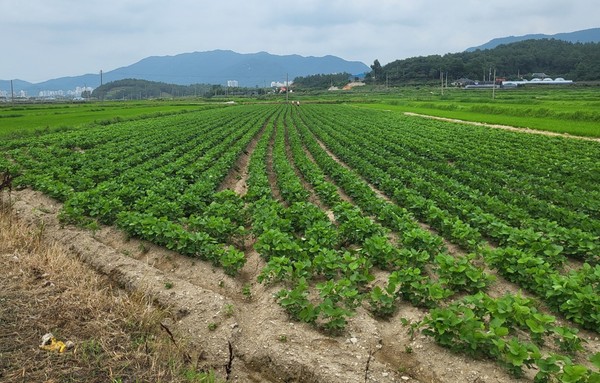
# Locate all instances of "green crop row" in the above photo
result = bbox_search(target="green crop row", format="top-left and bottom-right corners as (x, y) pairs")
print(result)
(2, 105), (275, 275)
(422, 292), (600, 381)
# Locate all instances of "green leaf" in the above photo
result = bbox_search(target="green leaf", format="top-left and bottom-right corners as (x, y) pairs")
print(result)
(561, 364), (589, 383)
(493, 326), (509, 337)
(526, 318), (546, 334)
(590, 352), (600, 369)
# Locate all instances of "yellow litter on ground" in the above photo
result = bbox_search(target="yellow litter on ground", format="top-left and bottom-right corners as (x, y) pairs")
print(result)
(39, 333), (74, 353)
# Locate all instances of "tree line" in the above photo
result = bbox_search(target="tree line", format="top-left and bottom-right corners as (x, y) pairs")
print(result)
(367, 39), (600, 85)
(91, 79), (268, 100)
(292, 73), (356, 90)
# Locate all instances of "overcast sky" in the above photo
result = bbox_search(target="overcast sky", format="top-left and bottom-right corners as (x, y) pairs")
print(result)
(1, 0), (597, 83)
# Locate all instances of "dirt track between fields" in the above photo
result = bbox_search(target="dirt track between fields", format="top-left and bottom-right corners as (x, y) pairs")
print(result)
(404, 112), (600, 142)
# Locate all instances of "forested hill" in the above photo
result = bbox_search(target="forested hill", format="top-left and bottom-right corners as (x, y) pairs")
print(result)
(370, 39), (600, 85)
(91, 79), (264, 100)
(466, 27), (600, 51)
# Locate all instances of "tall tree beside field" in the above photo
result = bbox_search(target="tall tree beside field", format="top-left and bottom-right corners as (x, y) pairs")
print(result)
(370, 59), (383, 84)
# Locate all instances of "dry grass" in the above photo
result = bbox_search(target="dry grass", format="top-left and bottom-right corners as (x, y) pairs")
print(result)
(0, 196), (218, 383)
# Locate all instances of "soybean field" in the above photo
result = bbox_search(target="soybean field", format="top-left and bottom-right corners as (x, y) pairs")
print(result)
(1, 103), (599, 382)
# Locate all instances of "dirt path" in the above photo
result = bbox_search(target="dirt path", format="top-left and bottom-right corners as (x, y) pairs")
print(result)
(301, 143), (353, 205)
(282, 123), (336, 222)
(404, 112), (600, 143)
(266, 123), (285, 205)
(219, 120), (269, 196)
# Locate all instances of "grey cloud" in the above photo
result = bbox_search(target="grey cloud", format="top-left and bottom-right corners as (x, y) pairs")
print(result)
(0, 0), (597, 82)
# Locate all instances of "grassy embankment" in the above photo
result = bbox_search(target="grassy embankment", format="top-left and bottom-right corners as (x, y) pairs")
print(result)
(358, 86), (600, 138)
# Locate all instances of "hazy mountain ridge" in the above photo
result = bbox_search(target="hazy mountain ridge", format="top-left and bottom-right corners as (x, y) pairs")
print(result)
(3, 27), (599, 96)
(1, 50), (370, 94)
(466, 27), (600, 51)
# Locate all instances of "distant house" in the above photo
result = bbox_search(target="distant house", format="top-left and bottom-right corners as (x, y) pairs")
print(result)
(452, 78), (476, 87)
(531, 72), (548, 79)
(342, 82), (366, 90)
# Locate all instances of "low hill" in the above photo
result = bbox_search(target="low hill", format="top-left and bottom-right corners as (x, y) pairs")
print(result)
(91, 79), (246, 100)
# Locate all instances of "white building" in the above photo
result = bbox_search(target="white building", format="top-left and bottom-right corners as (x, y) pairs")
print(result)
(227, 80), (239, 87)
(502, 78), (573, 86)
(270, 80), (293, 88)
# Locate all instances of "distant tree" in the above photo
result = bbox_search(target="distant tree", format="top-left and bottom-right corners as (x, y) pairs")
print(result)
(370, 59), (383, 83)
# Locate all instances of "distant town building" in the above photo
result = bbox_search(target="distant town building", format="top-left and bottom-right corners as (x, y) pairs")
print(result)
(227, 80), (239, 87)
(452, 78), (476, 87)
(270, 80), (293, 88)
(342, 82), (366, 90)
(502, 77), (573, 86)
(39, 90), (65, 98)
(37, 86), (94, 99)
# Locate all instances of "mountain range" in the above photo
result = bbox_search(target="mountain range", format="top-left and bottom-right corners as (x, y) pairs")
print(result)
(1, 50), (370, 95)
(3, 27), (599, 95)
(466, 27), (600, 51)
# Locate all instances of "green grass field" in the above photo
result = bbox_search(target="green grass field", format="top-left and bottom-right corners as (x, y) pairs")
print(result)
(357, 86), (600, 137)
(1, 86), (599, 138)
(0, 100), (222, 138)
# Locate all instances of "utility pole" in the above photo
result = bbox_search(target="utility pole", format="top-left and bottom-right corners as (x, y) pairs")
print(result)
(492, 68), (497, 100)
(440, 70), (444, 96)
(10, 80), (14, 103)
(286, 73), (289, 103)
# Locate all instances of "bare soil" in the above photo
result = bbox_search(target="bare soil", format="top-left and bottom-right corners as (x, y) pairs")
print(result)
(266, 124), (284, 205)
(219, 123), (266, 196)
(301, 143), (354, 206)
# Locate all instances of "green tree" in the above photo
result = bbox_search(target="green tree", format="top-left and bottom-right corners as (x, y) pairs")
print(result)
(370, 59), (383, 84)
